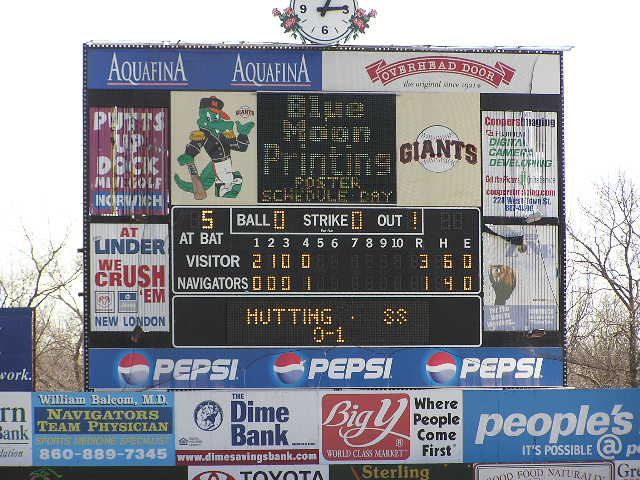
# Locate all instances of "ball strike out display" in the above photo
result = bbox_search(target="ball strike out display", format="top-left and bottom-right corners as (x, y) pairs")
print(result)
(172, 206), (480, 294)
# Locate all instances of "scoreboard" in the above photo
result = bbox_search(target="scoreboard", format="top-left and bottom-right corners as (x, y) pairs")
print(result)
(84, 43), (566, 389)
(171, 207), (480, 294)
(171, 206), (481, 347)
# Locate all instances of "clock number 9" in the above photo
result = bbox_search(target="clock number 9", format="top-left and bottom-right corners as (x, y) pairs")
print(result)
(300, 4), (307, 13)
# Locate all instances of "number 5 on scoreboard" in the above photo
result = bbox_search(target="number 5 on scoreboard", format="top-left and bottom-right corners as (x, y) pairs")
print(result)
(201, 209), (215, 230)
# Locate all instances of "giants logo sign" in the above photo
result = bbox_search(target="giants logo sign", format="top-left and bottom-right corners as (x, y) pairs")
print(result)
(321, 394), (411, 461)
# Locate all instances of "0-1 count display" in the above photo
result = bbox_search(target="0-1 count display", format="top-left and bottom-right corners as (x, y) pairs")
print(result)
(171, 206), (481, 294)
(172, 296), (482, 347)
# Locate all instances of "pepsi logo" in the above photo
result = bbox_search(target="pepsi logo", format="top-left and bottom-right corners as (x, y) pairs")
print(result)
(426, 351), (457, 384)
(118, 352), (150, 386)
(192, 471), (236, 480)
(273, 352), (305, 385)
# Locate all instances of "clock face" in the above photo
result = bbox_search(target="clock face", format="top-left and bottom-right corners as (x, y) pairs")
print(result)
(291, 0), (358, 44)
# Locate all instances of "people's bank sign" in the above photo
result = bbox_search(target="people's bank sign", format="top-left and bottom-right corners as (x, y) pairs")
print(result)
(464, 389), (640, 462)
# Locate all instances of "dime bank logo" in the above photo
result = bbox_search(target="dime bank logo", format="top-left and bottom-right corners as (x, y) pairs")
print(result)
(273, 352), (306, 385)
(426, 351), (457, 384)
(118, 352), (150, 386)
(194, 400), (223, 431)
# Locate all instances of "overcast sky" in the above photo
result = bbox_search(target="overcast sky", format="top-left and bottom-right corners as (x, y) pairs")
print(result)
(0, 0), (634, 260)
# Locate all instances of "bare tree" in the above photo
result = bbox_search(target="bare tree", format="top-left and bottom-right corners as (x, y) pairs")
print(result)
(566, 290), (630, 387)
(568, 172), (640, 387)
(0, 227), (83, 390)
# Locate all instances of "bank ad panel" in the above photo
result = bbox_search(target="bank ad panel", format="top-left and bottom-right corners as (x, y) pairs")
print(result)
(464, 389), (640, 462)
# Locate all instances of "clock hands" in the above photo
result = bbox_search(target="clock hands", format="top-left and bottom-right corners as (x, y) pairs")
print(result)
(317, 0), (349, 16)
(319, 5), (349, 13)
(318, 0), (331, 16)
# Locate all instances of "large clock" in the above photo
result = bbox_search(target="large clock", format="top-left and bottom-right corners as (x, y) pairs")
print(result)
(291, 0), (358, 44)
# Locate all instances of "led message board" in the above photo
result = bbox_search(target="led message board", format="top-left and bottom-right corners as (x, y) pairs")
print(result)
(257, 93), (396, 203)
(172, 295), (481, 347)
(84, 44), (566, 389)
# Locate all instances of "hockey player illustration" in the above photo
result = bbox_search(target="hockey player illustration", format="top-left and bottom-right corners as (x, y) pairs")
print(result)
(174, 96), (255, 199)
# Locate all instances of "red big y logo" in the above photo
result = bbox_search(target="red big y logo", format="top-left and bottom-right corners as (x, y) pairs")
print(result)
(321, 394), (411, 461)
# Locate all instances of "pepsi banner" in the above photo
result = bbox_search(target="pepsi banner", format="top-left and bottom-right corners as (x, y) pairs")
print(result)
(32, 392), (174, 466)
(464, 389), (640, 462)
(0, 309), (34, 392)
(89, 347), (563, 389)
(87, 48), (322, 91)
